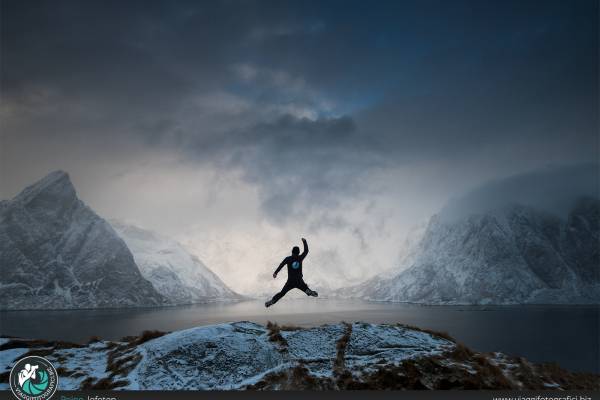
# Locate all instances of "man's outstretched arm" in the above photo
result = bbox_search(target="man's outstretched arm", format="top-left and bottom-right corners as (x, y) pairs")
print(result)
(273, 258), (287, 278)
(300, 238), (308, 259)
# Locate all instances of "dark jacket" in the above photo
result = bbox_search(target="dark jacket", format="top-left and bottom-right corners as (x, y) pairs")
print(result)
(274, 240), (308, 282)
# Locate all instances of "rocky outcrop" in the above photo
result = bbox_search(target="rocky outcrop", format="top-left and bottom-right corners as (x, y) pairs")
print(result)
(1, 322), (597, 390)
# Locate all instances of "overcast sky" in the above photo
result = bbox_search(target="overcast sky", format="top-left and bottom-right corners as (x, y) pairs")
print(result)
(1, 0), (598, 294)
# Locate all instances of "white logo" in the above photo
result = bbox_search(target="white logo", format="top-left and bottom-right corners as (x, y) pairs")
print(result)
(18, 363), (39, 387)
(9, 355), (58, 400)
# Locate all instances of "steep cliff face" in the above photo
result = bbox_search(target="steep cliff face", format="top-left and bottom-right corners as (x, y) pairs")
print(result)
(338, 198), (600, 304)
(0, 171), (165, 309)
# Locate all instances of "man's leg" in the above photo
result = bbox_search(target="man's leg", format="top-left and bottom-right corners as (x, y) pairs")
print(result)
(265, 283), (293, 307)
(297, 280), (318, 297)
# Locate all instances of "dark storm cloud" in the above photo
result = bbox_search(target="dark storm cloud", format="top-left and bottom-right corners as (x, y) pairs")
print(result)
(178, 114), (385, 219)
(1, 1), (243, 121)
(1, 0), (597, 220)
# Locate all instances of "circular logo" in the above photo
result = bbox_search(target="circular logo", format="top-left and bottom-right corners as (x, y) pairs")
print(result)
(9, 356), (58, 400)
(292, 261), (300, 269)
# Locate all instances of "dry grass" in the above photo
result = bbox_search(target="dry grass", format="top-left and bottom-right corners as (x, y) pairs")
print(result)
(120, 330), (168, 347)
(334, 354), (515, 390)
(266, 321), (289, 351)
(289, 365), (321, 389)
(246, 365), (335, 390)
(338, 361), (430, 389)
(334, 322), (352, 373)
(80, 376), (129, 390)
(245, 371), (287, 390)
(507, 357), (600, 390)
(22, 348), (55, 358)
(87, 336), (102, 344)
(397, 323), (456, 342)
(55, 367), (84, 378)
(104, 341), (119, 350)
(106, 352), (142, 376)
(446, 342), (474, 362)
(79, 339), (143, 390)
(279, 324), (303, 331)
(248, 325), (600, 391)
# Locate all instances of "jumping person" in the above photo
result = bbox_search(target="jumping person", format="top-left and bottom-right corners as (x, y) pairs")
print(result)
(265, 238), (318, 307)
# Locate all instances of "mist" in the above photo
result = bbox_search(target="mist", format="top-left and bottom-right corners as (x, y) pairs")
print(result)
(440, 163), (600, 223)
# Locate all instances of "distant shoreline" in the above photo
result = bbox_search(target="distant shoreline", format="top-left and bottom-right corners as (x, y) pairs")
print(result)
(2, 298), (599, 312)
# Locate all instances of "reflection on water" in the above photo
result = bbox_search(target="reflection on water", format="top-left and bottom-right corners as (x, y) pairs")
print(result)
(1, 299), (598, 373)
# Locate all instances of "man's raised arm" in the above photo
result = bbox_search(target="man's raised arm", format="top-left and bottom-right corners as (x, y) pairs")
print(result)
(301, 238), (309, 259)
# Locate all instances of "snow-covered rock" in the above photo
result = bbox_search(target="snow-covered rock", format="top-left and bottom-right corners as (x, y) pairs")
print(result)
(0, 321), (452, 390)
(110, 222), (242, 305)
(337, 198), (600, 304)
(0, 171), (165, 309)
(132, 322), (286, 389)
(2, 321), (596, 390)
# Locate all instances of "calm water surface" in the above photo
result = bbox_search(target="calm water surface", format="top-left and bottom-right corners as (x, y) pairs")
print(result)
(1, 299), (598, 373)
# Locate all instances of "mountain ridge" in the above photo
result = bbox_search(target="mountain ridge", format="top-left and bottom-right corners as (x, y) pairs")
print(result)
(0, 171), (165, 310)
(336, 197), (600, 304)
(110, 220), (243, 304)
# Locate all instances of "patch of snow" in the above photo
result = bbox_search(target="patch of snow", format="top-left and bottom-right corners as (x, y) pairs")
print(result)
(131, 322), (286, 390)
(0, 348), (30, 370)
(345, 323), (453, 373)
(543, 382), (561, 388)
(281, 324), (345, 377)
(50, 343), (112, 389)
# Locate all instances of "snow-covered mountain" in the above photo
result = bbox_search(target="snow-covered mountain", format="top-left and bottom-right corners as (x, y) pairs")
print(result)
(337, 197), (600, 304)
(110, 221), (242, 304)
(0, 171), (165, 310)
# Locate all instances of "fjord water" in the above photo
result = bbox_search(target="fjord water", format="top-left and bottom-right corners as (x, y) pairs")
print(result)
(1, 299), (598, 373)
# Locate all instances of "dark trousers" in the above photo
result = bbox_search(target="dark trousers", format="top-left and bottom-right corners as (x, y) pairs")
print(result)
(270, 279), (311, 304)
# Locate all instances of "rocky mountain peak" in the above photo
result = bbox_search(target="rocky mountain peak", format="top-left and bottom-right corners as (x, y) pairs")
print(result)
(1, 171), (166, 310)
(13, 170), (77, 207)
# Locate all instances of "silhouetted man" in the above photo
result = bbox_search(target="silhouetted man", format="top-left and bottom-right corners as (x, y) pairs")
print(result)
(265, 238), (318, 307)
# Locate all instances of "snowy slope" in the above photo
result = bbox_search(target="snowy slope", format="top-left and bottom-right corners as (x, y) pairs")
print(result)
(0, 171), (165, 309)
(0, 322), (452, 390)
(111, 221), (242, 304)
(337, 198), (600, 304)
(2, 321), (595, 390)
